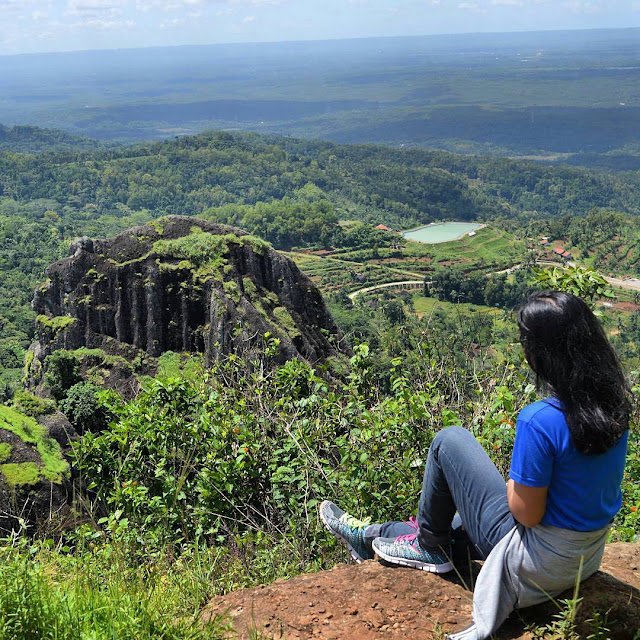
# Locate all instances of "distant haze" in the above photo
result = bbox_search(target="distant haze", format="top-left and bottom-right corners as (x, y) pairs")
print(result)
(0, 28), (639, 165)
(0, 1), (639, 56)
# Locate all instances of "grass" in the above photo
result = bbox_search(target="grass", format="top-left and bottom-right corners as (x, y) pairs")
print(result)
(411, 294), (503, 318)
(0, 528), (335, 640)
(0, 405), (69, 485)
(425, 226), (524, 273)
(0, 542), (231, 640)
(158, 351), (183, 379)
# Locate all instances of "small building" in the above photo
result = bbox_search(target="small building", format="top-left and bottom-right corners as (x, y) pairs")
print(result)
(375, 224), (391, 231)
(467, 231), (476, 237)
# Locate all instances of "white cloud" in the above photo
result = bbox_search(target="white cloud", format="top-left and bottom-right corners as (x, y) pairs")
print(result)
(160, 16), (185, 26)
(490, 0), (524, 6)
(66, 0), (127, 18)
(242, 14), (256, 22)
(231, 0), (286, 6)
(69, 17), (135, 28)
(136, 0), (209, 12)
(458, 1), (485, 12)
(0, 0), (34, 15)
(562, 0), (603, 12)
(216, 7), (233, 14)
(32, 10), (49, 20)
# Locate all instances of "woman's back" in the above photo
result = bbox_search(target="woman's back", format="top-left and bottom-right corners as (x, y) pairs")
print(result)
(511, 398), (628, 531)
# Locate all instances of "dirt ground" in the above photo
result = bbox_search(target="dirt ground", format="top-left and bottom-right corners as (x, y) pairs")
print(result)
(203, 543), (640, 640)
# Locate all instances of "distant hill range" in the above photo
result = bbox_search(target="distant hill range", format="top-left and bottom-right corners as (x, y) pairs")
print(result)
(0, 124), (102, 154)
(0, 29), (639, 166)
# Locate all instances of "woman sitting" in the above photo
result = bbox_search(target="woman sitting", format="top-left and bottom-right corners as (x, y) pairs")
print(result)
(321, 291), (630, 639)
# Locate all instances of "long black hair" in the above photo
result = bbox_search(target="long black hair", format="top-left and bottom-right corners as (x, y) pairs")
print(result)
(517, 291), (629, 455)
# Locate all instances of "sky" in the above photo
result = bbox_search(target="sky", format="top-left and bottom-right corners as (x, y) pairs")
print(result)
(1, 0), (639, 56)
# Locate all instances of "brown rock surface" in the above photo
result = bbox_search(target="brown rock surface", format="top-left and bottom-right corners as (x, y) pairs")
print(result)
(203, 543), (640, 639)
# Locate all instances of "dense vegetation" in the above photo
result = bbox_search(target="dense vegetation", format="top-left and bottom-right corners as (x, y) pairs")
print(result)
(0, 126), (638, 638)
(0, 125), (102, 154)
(2, 127), (640, 393)
(2, 276), (638, 638)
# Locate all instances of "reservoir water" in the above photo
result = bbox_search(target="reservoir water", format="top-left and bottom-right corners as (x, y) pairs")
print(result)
(402, 222), (483, 244)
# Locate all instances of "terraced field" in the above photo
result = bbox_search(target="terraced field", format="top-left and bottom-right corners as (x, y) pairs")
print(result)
(289, 225), (525, 297)
(286, 253), (415, 296)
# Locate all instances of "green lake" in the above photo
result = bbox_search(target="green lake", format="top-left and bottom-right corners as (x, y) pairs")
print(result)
(402, 222), (483, 244)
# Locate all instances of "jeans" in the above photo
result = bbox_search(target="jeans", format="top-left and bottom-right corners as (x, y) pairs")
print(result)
(364, 426), (516, 561)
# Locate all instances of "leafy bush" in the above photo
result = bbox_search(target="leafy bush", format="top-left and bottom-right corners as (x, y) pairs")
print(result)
(11, 391), (55, 418)
(60, 382), (108, 433)
(71, 343), (546, 551)
(45, 351), (81, 402)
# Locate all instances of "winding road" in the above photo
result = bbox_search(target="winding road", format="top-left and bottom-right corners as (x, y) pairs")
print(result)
(346, 261), (640, 301)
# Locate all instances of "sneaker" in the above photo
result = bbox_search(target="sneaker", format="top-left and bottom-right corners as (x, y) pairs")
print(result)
(372, 533), (453, 573)
(319, 500), (374, 563)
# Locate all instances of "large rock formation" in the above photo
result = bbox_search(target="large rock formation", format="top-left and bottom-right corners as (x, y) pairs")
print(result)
(27, 216), (347, 394)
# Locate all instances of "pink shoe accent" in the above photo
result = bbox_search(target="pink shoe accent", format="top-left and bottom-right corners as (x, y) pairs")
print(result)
(394, 532), (418, 544)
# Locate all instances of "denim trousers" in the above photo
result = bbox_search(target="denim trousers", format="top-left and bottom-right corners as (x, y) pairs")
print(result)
(364, 426), (517, 561)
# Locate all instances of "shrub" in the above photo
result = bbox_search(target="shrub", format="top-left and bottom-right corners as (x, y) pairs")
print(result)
(11, 391), (56, 418)
(45, 351), (81, 402)
(60, 382), (108, 433)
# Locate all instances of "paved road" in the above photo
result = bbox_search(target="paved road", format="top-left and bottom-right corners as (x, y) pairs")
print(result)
(349, 280), (424, 300)
(606, 276), (640, 292)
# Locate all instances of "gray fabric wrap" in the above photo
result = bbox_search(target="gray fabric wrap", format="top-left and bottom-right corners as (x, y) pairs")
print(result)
(446, 523), (609, 640)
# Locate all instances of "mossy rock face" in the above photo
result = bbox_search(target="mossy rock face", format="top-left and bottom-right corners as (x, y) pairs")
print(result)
(30, 215), (349, 395)
(0, 405), (76, 536)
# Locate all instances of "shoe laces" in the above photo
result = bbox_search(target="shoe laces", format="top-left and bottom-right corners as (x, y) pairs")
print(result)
(394, 532), (418, 544)
(393, 515), (419, 542)
(339, 513), (371, 529)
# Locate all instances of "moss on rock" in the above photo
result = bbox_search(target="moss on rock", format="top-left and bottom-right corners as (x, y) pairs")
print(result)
(36, 315), (76, 334)
(0, 406), (69, 485)
(0, 443), (11, 463)
(1, 462), (41, 488)
(273, 307), (301, 339)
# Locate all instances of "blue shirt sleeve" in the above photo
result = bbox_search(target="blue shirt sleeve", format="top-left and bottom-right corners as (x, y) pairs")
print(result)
(509, 410), (553, 488)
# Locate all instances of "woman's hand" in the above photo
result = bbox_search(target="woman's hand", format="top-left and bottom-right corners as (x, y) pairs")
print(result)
(507, 479), (548, 528)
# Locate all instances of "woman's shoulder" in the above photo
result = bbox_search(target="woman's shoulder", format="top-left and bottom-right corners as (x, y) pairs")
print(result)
(518, 398), (565, 426)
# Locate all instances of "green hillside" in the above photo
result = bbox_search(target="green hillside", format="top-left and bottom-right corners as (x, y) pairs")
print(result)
(1, 128), (640, 391)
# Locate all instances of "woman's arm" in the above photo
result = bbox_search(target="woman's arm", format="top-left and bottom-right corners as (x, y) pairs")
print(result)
(507, 479), (548, 528)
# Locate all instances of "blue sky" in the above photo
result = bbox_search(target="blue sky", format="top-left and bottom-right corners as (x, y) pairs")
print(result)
(1, 0), (639, 55)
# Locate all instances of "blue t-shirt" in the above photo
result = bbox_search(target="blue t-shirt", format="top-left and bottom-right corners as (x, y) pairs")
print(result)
(509, 398), (628, 531)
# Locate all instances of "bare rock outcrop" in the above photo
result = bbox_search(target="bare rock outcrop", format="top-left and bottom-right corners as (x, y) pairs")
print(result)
(203, 543), (640, 639)
(27, 216), (347, 394)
